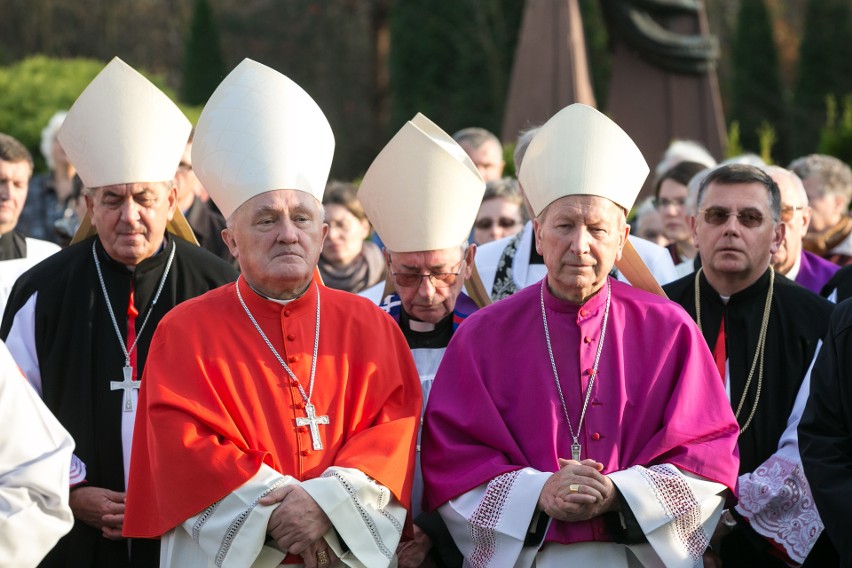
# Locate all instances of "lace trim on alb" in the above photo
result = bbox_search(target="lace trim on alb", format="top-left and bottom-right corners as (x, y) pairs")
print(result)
(638, 464), (707, 562)
(468, 470), (521, 568)
(491, 232), (522, 301)
(192, 500), (221, 542)
(322, 470), (398, 560)
(735, 454), (823, 564)
(214, 477), (288, 567)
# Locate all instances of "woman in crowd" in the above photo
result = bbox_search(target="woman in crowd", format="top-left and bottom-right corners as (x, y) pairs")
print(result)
(318, 181), (386, 293)
(654, 160), (708, 270)
(18, 111), (77, 244)
(472, 177), (525, 245)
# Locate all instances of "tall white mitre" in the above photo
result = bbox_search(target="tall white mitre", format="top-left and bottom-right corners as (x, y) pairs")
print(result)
(192, 58), (335, 218)
(58, 57), (196, 244)
(58, 57), (191, 188)
(358, 113), (485, 252)
(518, 103), (649, 216)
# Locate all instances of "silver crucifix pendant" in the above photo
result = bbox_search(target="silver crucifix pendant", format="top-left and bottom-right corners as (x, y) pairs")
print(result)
(295, 402), (329, 451)
(571, 442), (582, 461)
(110, 365), (139, 412)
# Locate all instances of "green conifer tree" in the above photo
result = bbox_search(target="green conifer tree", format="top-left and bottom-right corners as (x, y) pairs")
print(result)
(389, 0), (524, 136)
(180, 0), (226, 106)
(729, 0), (785, 161)
(792, 0), (852, 158)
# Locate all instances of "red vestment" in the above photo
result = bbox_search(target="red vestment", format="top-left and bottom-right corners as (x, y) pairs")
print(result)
(123, 276), (421, 537)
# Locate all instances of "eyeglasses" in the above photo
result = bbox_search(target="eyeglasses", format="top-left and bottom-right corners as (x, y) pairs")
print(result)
(474, 217), (520, 231)
(699, 207), (765, 228)
(391, 259), (465, 288)
(655, 197), (687, 209)
(780, 205), (804, 223)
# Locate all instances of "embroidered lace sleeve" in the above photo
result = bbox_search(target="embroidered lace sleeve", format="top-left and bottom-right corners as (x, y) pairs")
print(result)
(735, 345), (825, 565)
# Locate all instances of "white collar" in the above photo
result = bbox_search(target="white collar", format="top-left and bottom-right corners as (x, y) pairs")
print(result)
(784, 251), (802, 282)
(409, 319), (436, 333)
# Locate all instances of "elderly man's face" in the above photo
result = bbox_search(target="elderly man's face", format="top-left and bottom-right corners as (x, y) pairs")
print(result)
(462, 140), (504, 182)
(223, 189), (328, 299)
(534, 195), (628, 304)
(0, 158), (32, 234)
(802, 175), (845, 233)
(770, 174), (810, 275)
(86, 181), (176, 266)
(693, 182), (783, 290)
(387, 245), (474, 324)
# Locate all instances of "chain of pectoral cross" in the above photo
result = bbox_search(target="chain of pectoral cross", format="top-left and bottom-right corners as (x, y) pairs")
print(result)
(236, 281), (328, 451)
(93, 241), (176, 412)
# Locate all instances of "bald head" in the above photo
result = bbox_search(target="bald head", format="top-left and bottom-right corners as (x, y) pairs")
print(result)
(766, 166), (810, 276)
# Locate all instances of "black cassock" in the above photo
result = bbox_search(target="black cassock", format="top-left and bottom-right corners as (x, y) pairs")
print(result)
(665, 268), (836, 567)
(821, 263), (852, 303)
(0, 230), (27, 260)
(1, 235), (237, 568)
(799, 297), (852, 567)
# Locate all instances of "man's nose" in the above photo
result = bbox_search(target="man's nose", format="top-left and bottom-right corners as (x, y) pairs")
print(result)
(276, 219), (299, 243)
(119, 199), (141, 223)
(721, 213), (741, 235)
(569, 230), (591, 255)
(0, 180), (13, 200)
(417, 274), (436, 299)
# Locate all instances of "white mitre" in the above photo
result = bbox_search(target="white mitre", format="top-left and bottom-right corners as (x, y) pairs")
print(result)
(192, 59), (335, 219)
(58, 57), (191, 188)
(358, 113), (485, 252)
(518, 104), (649, 216)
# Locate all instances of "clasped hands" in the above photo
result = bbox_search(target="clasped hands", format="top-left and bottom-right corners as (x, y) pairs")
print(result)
(537, 458), (619, 522)
(261, 485), (339, 567)
(70, 486), (126, 540)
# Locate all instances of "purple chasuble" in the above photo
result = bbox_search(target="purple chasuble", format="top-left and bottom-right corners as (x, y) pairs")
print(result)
(796, 250), (840, 294)
(422, 276), (739, 546)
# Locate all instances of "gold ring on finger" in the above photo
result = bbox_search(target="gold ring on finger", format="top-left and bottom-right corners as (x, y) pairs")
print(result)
(317, 549), (330, 565)
(569, 483), (581, 493)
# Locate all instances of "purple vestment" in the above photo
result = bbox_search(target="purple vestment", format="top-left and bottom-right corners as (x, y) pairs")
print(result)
(422, 277), (739, 546)
(796, 250), (840, 294)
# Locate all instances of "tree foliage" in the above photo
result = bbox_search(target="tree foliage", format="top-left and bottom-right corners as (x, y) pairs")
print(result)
(792, 0), (852, 158)
(0, 56), (201, 172)
(389, 0), (524, 138)
(729, 0), (785, 162)
(580, 0), (611, 106)
(819, 95), (852, 169)
(181, 0), (227, 106)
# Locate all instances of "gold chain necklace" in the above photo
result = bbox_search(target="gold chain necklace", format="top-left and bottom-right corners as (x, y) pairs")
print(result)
(694, 268), (773, 434)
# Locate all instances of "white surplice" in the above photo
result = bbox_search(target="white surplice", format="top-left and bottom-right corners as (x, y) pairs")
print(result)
(0, 236), (60, 316)
(439, 465), (726, 568)
(0, 339), (74, 567)
(734, 341), (825, 564)
(161, 464), (407, 568)
(474, 222), (679, 299)
(5, 293), (95, 486)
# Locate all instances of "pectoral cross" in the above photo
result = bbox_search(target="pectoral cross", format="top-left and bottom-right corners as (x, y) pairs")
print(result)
(111, 365), (139, 412)
(296, 402), (329, 450)
(571, 442), (582, 462)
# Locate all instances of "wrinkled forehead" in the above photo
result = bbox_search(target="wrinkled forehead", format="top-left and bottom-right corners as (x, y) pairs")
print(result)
(0, 158), (32, 178)
(91, 181), (172, 196)
(544, 194), (626, 219)
(242, 188), (321, 210)
(389, 246), (465, 269)
(701, 181), (772, 211)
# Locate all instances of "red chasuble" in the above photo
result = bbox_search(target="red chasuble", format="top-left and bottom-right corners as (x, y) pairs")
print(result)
(123, 276), (422, 537)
